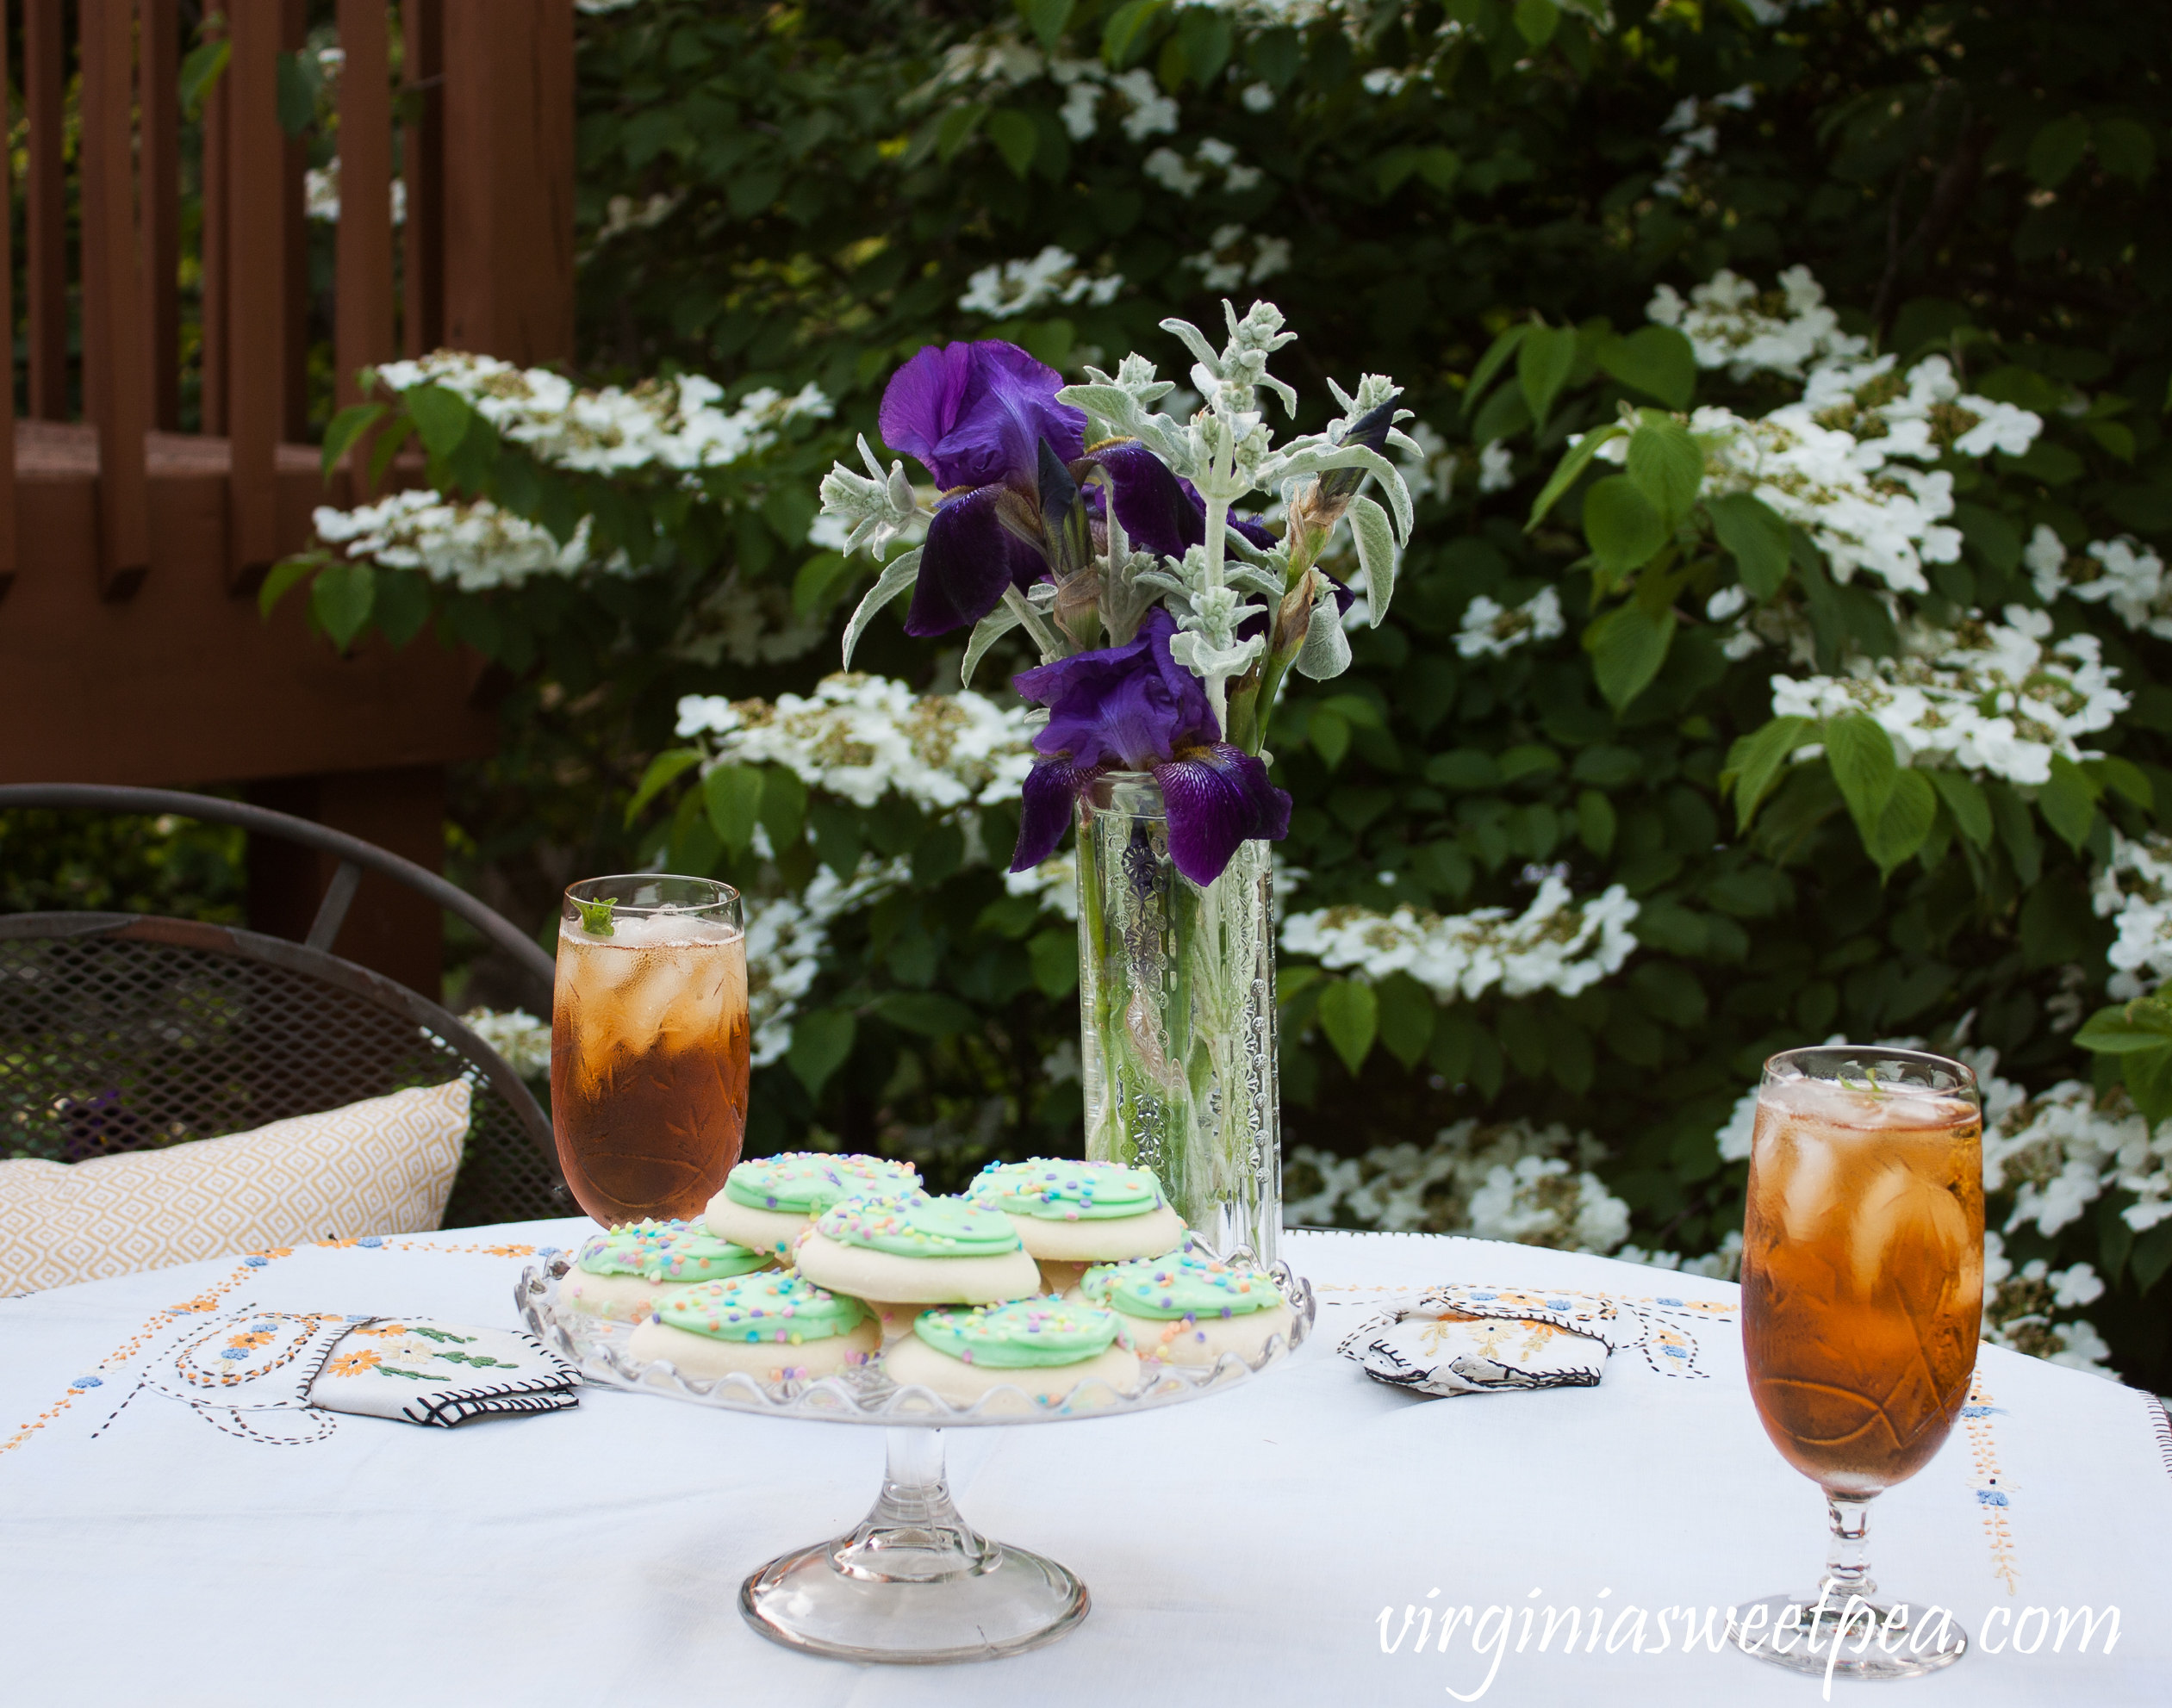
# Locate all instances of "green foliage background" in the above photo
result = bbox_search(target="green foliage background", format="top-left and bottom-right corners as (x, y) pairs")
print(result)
(12, 1), (2172, 1380)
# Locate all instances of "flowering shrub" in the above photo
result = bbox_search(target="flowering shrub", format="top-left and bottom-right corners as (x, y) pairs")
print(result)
(226, 0), (2172, 1388)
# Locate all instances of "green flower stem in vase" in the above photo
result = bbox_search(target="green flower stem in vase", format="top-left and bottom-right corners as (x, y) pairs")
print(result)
(1074, 773), (1280, 1265)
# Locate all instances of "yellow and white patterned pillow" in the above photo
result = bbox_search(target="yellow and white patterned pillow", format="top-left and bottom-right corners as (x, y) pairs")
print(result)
(0, 1080), (473, 1295)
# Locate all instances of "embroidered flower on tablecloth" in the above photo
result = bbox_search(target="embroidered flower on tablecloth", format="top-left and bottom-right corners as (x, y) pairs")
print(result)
(351, 1322), (410, 1338)
(484, 1245), (535, 1258)
(226, 1332), (274, 1351)
(326, 1350), (383, 1377)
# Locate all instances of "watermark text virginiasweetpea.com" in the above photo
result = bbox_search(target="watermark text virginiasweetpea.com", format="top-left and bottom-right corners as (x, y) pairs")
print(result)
(1379, 1587), (2120, 1702)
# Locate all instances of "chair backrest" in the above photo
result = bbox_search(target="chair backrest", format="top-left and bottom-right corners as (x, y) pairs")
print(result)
(0, 786), (567, 1227)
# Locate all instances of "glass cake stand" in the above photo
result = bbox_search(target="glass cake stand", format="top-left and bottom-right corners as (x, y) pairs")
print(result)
(517, 1252), (1314, 1665)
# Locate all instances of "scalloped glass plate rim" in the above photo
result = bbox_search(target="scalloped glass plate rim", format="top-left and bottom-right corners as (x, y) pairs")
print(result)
(515, 1258), (1316, 1427)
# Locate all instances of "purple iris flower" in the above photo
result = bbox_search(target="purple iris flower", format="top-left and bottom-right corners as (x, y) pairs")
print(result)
(877, 341), (1275, 639)
(1009, 610), (1291, 886)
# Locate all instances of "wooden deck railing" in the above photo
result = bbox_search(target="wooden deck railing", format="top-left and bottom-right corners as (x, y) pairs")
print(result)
(1, 0), (576, 997)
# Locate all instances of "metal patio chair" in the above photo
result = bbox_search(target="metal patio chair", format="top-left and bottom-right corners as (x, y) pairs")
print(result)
(0, 785), (566, 1228)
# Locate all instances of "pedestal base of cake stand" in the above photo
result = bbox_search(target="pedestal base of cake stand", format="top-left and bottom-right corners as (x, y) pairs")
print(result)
(739, 1425), (1089, 1664)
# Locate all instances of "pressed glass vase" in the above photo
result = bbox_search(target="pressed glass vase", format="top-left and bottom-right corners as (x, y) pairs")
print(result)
(1073, 773), (1279, 1264)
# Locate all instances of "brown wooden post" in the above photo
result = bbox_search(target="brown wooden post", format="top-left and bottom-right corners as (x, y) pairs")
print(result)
(78, 2), (152, 600)
(23, 0), (68, 420)
(281, 0), (310, 441)
(226, 1), (283, 593)
(200, 17), (231, 436)
(335, 0), (397, 472)
(0, 10), (15, 606)
(402, 0), (445, 357)
(442, 0), (575, 366)
(140, 1), (184, 432)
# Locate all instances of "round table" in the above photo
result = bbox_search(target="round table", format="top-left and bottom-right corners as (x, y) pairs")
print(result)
(3, 1222), (2163, 1705)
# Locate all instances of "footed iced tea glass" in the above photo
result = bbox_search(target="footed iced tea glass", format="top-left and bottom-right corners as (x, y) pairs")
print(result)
(1733, 1045), (1982, 1681)
(550, 875), (749, 1227)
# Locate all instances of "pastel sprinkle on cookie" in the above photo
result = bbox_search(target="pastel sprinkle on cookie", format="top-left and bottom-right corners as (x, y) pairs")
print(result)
(652, 1270), (868, 1346)
(1081, 1252), (1280, 1320)
(969, 1158), (1165, 1222)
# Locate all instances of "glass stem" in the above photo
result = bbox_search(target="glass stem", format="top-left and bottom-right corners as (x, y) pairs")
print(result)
(1821, 1493), (1878, 1607)
(831, 1428), (996, 1584)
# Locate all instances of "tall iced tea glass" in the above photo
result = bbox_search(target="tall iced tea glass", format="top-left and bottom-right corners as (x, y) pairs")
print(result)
(1735, 1046), (1982, 1681)
(551, 875), (750, 1227)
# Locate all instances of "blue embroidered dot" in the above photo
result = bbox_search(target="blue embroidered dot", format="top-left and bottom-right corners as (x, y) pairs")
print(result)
(70, 1376), (103, 1388)
(536, 1246), (561, 1258)
(218, 1347), (252, 1360)
(243, 1256), (271, 1267)
(1976, 1489), (2009, 1506)
(1472, 1291), (1498, 1301)
(1658, 1297), (1683, 1307)
(358, 1236), (384, 1249)
(344, 1314), (373, 1322)
(1547, 1299), (1571, 1310)
(1961, 1404), (2002, 1418)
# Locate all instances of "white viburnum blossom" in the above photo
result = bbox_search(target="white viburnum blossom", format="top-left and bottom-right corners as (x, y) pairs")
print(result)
(1396, 420), (1456, 506)
(1285, 1117), (1624, 1256)
(1982, 1078), (2172, 1238)
(1715, 1085), (1758, 1162)
(1183, 225), (1292, 291)
(1768, 605), (2127, 788)
(2094, 831), (2172, 999)
(311, 491), (619, 590)
(1455, 587), (1565, 659)
(957, 246), (1125, 319)
(1242, 81), (1276, 112)
(1646, 265), (1867, 381)
(2026, 524), (2071, 603)
(1110, 67), (1179, 140)
(1477, 439), (1515, 493)
(461, 1008), (551, 1079)
(1003, 850), (1080, 922)
(675, 674), (1036, 815)
(1281, 877), (1640, 1004)
(1981, 1233), (2118, 1377)
(2068, 538), (2172, 640)
(303, 158), (408, 226)
(370, 351), (831, 479)
(1617, 1230), (1744, 1281)
(743, 858), (909, 1065)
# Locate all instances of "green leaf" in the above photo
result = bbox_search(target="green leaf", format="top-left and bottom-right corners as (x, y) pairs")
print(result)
(179, 38), (230, 116)
(702, 765), (766, 854)
(759, 766), (809, 850)
(1706, 492), (1790, 598)
(2039, 755), (2100, 853)
(625, 748), (703, 827)
(1517, 323), (1580, 430)
(2085, 755), (2154, 811)
(869, 992), (978, 1038)
(1824, 714), (1898, 833)
(1576, 788), (1616, 854)
(371, 569), (431, 649)
(787, 1009), (856, 1098)
(367, 415), (416, 490)
(791, 552), (852, 622)
(986, 108), (1038, 177)
(2125, 1045), (2172, 1131)
(1511, 0), (1560, 49)
(2075, 1001), (2172, 1053)
(258, 554), (321, 620)
(1029, 929), (1080, 998)
(1525, 424), (1625, 529)
(1102, 0), (1165, 67)
(275, 50), (321, 137)
(1625, 413), (1704, 525)
(2026, 115), (2091, 189)
(1595, 326), (1695, 409)
(1864, 769), (1937, 877)
(1018, 0), (1077, 53)
(1926, 771), (1993, 848)
(403, 384), (475, 458)
(1463, 323), (1531, 423)
(1309, 708), (1351, 769)
(1584, 602), (1676, 711)
(1376, 972), (1435, 1068)
(310, 562), (376, 649)
(935, 103), (987, 164)
(1348, 494), (1399, 623)
(1316, 978), (1379, 1076)
(1581, 475), (1667, 577)
(1987, 780), (2043, 888)
(1720, 715), (1811, 833)
(320, 403), (386, 482)
(841, 548), (923, 668)
(2094, 116), (2156, 185)
(571, 895), (618, 938)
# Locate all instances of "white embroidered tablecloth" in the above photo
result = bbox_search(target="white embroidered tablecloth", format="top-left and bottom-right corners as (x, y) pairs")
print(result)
(2, 1222), (2163, 1706)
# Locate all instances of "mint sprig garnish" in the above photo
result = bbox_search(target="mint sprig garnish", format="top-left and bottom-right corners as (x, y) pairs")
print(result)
(573, 895), (619, 937)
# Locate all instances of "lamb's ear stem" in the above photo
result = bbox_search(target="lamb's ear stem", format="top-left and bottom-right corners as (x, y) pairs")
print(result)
(840, 548), (922, 668)
(1001, 585), (1067, 662)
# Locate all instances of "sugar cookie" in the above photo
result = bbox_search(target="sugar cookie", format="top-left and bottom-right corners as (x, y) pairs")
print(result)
(558, 1220), (769, 1321)
(968, 1159), (1186, 1291)
(883, 1297), (1141, 1411)
(704, 1152), (921, 1258)
(794, 1194), (1041, 1316)
(626, 1270), (880, 1382)
(1083, 1251), (1296, 1367)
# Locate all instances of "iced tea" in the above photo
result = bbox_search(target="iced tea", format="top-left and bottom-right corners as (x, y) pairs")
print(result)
(550, 877), (750, 1225)
(1741, 1062), (1982, 1500)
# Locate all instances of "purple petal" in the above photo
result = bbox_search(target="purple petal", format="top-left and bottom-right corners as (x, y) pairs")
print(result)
(905, 486), (1043, 637)
(880, 342), (1085, 492)
(1078, 442), (1279, 562)
(1011, 757), (1099, 873)
(1013, 609), (1215, 768)
(1152, 744), (1292, 886)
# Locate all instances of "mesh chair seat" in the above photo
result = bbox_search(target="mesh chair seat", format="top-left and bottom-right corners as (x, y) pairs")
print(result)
(0, 914), (563, 1228)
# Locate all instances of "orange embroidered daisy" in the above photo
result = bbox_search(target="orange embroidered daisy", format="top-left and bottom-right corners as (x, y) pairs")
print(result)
(327, 1350), (383, 1376)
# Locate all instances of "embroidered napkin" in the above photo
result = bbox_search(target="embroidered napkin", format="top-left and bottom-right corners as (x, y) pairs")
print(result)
(1340, 1282), (1734, 1397)
(305, 1319), (579, 1426)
